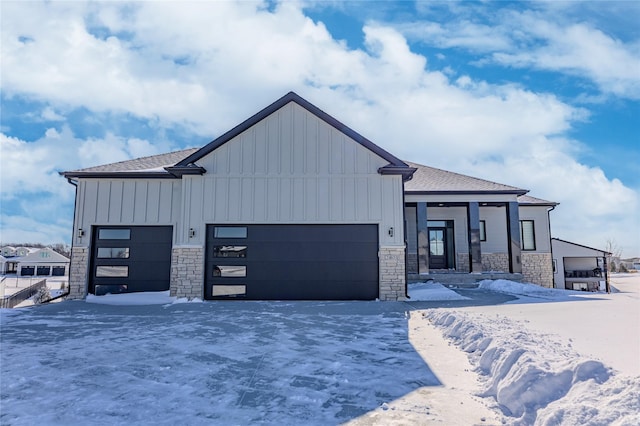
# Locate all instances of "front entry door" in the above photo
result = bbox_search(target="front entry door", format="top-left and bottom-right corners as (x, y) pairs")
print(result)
(428, 227), (447, 269)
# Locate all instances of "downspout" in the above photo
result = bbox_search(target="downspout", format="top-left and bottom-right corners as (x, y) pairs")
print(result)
(46, 177), (77, 302)
(547, 205), (556, 289)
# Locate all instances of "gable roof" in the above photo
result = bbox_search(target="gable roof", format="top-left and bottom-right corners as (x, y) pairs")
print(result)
(62, 92), (415, 181)
(403, 161), (528, 195)
(175, 92), (415, 181)
(551, 238), (611, 256)
(62, 148), (200, 179)
(13, 248), (70, 264)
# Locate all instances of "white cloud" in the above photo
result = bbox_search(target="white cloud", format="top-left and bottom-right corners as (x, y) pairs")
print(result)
(0, 1), (637, 254)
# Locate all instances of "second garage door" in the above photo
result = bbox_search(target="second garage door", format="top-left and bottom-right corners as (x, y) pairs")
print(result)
(205, 224), (379, 300)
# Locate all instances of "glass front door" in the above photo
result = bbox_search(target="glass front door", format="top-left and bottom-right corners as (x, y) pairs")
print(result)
(428, 227), (447, 269)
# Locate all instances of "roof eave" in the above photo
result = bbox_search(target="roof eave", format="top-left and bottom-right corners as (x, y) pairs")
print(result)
(404, 189), (528, 196)
(164, 165), (207, 177)
(60, 171), (178, 179)
(378, 166), (417, 182)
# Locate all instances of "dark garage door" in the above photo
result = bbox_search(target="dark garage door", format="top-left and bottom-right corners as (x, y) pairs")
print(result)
(205, 224), (379, 300)
(90, 226), (172, 295)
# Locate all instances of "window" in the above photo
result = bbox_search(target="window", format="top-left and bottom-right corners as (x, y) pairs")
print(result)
(95, 284), (128, 296)
(98, 229), (131, 240)
(213, 266), (246, 277)
(97, 248), (130, 259)
(214, 227), (247, 238)
(96, 266), (129, 278)
(479, 220), (486, 242)
(213, 246), (247, 258)
(211, 285), (246, 297)
(520, 220), (536, 251)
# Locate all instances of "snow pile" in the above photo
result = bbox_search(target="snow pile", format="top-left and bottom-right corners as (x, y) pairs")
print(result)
(86, 290), (176, 305)
(408, 282), (470, 301)
(425, 310), (640, 425)
(478, 279), (572, 299)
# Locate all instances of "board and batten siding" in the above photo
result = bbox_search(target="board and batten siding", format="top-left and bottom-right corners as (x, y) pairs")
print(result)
(73, 179), (181, 247)
(179, 102), (405, 246)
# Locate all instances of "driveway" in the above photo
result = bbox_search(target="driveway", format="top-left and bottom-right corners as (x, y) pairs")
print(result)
(0, 290), (514, 425)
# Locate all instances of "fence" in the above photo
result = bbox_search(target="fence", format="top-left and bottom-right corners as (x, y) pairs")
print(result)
(0, 279), (47, 309)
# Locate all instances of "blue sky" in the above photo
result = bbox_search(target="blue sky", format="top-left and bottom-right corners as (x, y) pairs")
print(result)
(1, 1), (638, 256)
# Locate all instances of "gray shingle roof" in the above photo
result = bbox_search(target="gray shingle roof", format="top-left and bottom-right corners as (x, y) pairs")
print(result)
(403, 161), (527, 194)
(63, 148), (199, 175)
(517, 194), (558, 206)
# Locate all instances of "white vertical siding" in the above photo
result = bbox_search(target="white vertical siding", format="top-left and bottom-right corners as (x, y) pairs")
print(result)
(182, 102), (404, 246)
(73, 179), (181, 247)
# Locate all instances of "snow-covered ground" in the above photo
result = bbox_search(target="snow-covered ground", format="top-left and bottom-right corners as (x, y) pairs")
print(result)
(1, 275), (638, 425)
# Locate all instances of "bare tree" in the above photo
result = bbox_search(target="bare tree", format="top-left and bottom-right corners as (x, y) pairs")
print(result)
(605, 239), (622, 272)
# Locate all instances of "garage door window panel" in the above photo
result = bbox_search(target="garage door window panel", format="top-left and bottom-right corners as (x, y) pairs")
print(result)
(213, 246), (247, 258)
(212, 285), (246, 297)
(97, 248), (130, 259)
(214, 227), (247, 238)
(98, 229), (131, 240)
(37, 266), (51, 276)
(96, 266), (129, 278)
(213, 266), (247, 277)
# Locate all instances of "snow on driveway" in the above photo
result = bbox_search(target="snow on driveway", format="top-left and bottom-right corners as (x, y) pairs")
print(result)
(1, 300), (446, 425)
(2, 276), (639, 425)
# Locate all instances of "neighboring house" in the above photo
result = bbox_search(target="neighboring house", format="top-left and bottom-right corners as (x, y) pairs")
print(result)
(1, 246), (17, 257)
(15, 248), (70, 277)
(62, 92), (557, 301)
(0, 255), (7, 274)
(551, 238), (610, 291)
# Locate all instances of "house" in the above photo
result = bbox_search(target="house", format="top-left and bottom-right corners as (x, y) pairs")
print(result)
(62, 92), (557, 301)
(1, 246), (17, 257)
(14, 247), (70, 277)
(551, 238), (610, 291)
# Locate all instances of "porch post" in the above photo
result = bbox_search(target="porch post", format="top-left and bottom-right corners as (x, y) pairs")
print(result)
(417, 202), (429, 274)
(506, 202), (522, 273)
(467, 202), (483, 273)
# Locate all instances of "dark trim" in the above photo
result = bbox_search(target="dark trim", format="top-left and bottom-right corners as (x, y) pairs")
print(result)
(407, 189), (528, 196)
(60, 171), (178, 179)
(176, 92), (415, 177)
(378, 166), (417, 182)
(467, 202), (482, 273)
(506, 201), (522, 273)
(164, 165), (206, 177)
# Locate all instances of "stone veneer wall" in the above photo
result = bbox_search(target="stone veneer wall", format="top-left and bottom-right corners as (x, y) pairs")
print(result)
(522, 252), (554, 288)
(407, 253), (418, 274)
(456, 253), (470, 273)
(170, 246), (204, 299)
(379, 246), (406, 301)
(68, 247), (89, 300)
(481, 253), (509, 272)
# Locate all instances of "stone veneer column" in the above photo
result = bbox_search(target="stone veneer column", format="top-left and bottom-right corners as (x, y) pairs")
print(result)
(68, 247), (89, 300)
(521, 253), (553, 288)
(170, 246), (205, 299)
(379, 246), (407, 301)
(456, 253), (470, 272)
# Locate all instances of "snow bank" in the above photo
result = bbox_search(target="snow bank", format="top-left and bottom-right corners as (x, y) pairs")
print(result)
(477, 279), (572, 299)
(86, 290), (176, 305)
(424, 310), (640, 425)
(408, 282), (470, 301)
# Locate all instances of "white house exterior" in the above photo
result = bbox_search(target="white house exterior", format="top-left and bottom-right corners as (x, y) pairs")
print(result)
(63, 93), (414, 301)
(551, 238), (610, 291)
(15, 248), (70, 277)
(1, 246), (17, 257)
(62, 92), (558, 300)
